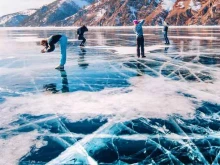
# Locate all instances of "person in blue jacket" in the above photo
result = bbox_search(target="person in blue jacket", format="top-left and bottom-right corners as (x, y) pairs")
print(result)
(41, 34), (68, 70)
(133, 19), (146, 58)
(77, 25), (88, 47)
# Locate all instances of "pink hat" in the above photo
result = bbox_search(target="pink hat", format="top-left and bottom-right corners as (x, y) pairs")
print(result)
(133, 20), (139, 25)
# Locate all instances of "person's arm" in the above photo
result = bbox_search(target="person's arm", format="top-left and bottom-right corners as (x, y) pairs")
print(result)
(42, 36), (54, 52)
(41, 48), (47, 53)
(133, 27), (137, 35)
(163, 21), (167, 26)
(41, 44), (49, 53)
(163, 21), (167, 32)
(46, 44), (55, 52)
(85, 27), (88, 32)
(139, 19), (145, 26)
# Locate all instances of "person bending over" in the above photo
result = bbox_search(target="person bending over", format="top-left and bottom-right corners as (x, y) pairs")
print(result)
(133, 19), (146, 58)
(77, 25), (88, 47)
(41, 34), (68, 70)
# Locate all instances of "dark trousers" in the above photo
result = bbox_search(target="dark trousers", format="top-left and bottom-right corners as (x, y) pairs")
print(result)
(78, 35), (86, 46)
(137, 35), (145, 57)
(164, 32), (170, 44)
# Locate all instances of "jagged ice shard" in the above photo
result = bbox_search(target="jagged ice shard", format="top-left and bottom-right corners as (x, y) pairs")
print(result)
(0, 27), (219, 164)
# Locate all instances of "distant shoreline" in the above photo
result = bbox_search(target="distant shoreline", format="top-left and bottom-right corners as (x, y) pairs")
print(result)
(0, 26), (220, 30)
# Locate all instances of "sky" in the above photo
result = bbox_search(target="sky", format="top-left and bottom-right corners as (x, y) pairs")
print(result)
(0, 0), (56, 16)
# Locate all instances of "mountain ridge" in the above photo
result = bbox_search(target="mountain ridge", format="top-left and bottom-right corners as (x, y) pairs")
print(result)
(0, 0), (219, 27)
(0, 9), (37, 27)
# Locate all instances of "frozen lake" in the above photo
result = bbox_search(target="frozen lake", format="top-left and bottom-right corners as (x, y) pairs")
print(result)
(0, 27), (220, 164)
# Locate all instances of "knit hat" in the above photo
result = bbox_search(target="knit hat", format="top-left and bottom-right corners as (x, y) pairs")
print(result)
(133, 20), (139, 25)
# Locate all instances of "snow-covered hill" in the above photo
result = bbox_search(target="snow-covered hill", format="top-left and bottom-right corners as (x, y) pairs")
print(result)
(1, 0), (219, 26)
(20, 0), (95, 26)
(0, 9), (37, 27)
(166, 0), (220, 25)
(56, 0), (220, 26)
(56, 0), (163, 26)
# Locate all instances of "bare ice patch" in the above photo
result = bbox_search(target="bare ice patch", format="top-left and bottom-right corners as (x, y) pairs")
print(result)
(13, 36), (44, 42)
(116, 34), (155, 36)
(86, 45), (170, 55)
(169, 36), (218, 40)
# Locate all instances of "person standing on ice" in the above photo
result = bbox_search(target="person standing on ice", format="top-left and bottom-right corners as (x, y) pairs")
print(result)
(163, 21), (170, 45)
(41, 34), (68, 70)
(133, 20), (146, 58)
(77, 25), (88, 47)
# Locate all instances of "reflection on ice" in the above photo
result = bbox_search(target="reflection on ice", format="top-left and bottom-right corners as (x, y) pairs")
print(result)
(43, 70), (69, 93)
(169, 36), (218, 40)
(0, 27), (220, 164)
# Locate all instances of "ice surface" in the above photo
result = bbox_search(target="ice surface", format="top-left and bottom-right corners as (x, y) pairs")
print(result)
(0, 27), (220, 164)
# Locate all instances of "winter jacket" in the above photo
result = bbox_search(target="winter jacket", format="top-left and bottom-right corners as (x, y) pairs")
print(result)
(46, 35), (62, 52)
(77, 26), (88, 36)
(134, 20), (145, 38)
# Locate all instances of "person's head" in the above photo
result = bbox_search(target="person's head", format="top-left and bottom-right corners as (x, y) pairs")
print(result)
(82, 25), (88, 31)
(40, 40), (48, 46)
(133, 20), (139, 25)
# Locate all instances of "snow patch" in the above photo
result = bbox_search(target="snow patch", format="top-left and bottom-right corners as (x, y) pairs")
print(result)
(0, 15), (14, 24)
(0, 9), (37, 25)
(189, 0), (201, 11)
(71, 0), (90, 8)
(59, 0), (90, 8)
(161, 0), (177, 11)
(176, 1), (185, 9)
(0, 132), (39, 165)
(130, 6), (137, 19)
(86, 45), (168, 55)
(95, 9), (106, 21)
(0, 76), (196, 128)
(19, 9), (37, 16)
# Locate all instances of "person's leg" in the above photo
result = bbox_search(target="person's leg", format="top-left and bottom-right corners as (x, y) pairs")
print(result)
(140, 36), (145, 57)
(166, 32), (170, 44)
(60, 35), (68, 66)
(164, 32), (169, 44)
(82, 37), (86, 45)
(164, 33), (167, 44)
(137, 37), (141, 58)
(78, 35), (83, 46)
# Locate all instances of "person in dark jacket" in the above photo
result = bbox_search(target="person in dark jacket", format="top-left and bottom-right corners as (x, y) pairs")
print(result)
(133, 20), (146, 58)
(77, 25), (88, 47)
(41, 34), (68, 70)
(163, 21), (170, 45)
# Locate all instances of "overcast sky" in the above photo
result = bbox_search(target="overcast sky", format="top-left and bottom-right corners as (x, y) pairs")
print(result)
(0, 0), (55, 16)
